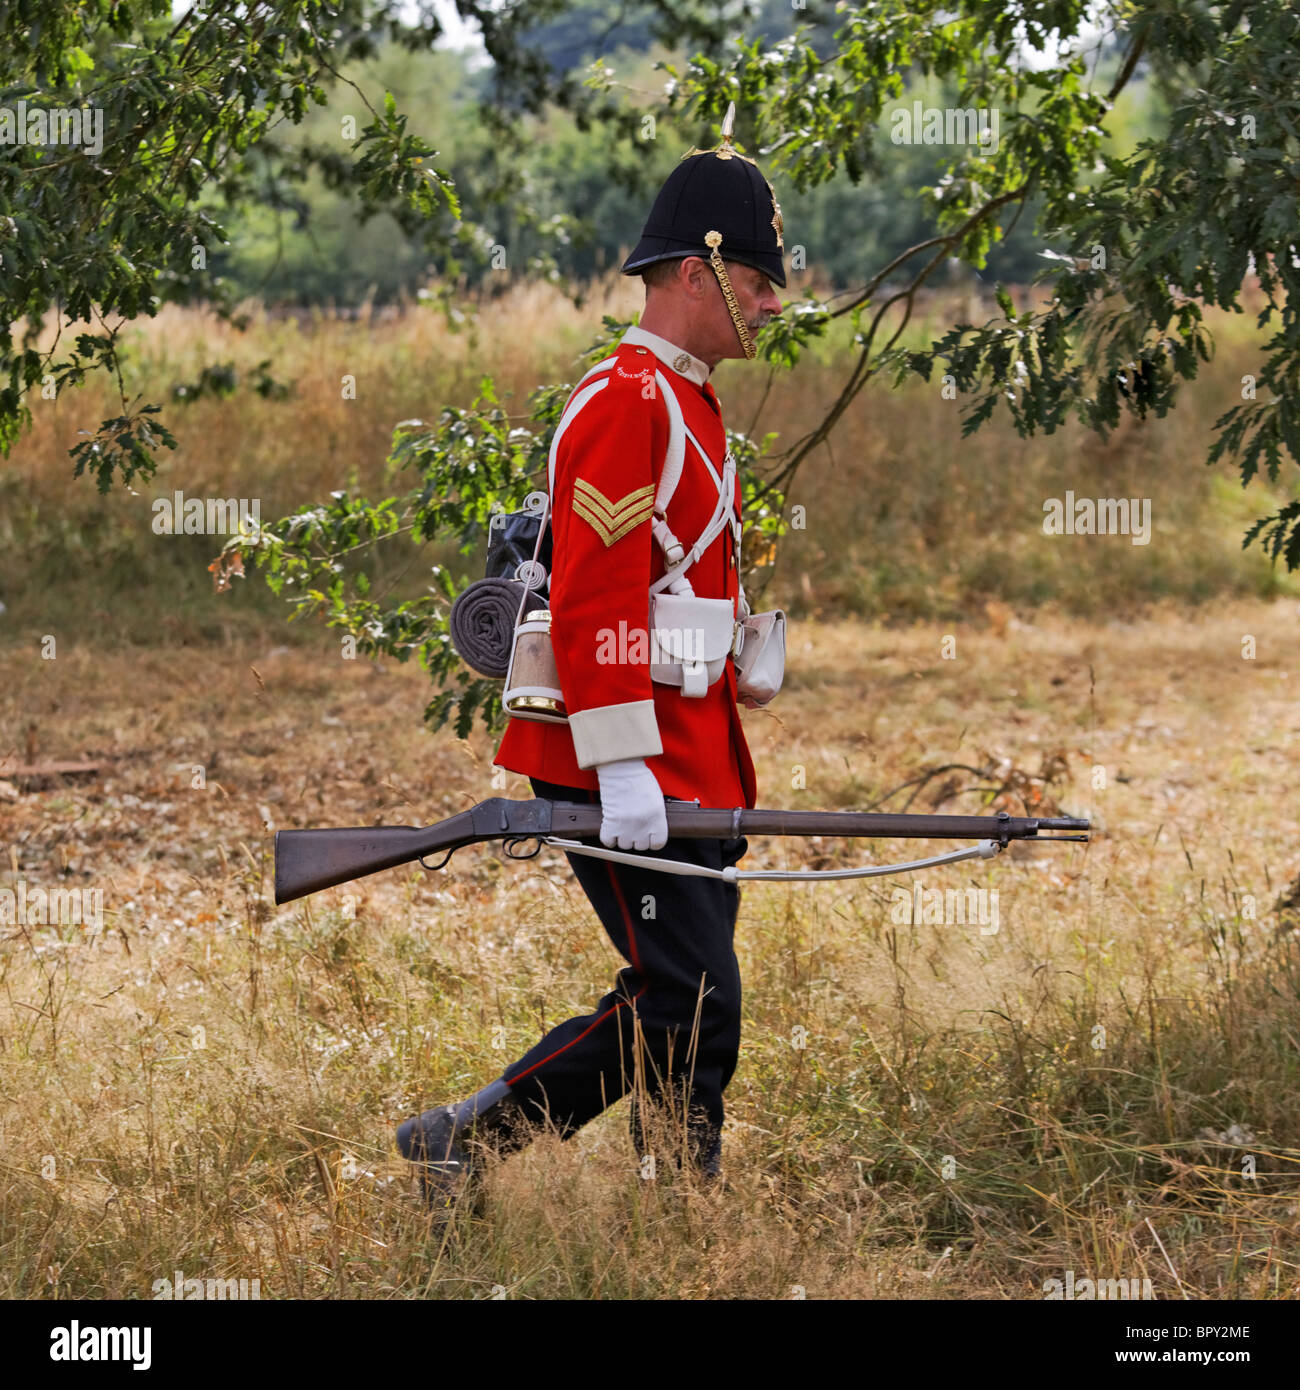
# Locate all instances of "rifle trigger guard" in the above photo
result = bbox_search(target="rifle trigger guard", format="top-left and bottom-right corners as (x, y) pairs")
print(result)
(503, 835), (543, 860)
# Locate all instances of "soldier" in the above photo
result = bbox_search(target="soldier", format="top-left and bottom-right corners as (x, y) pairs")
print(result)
(397, 111), (786, 1210)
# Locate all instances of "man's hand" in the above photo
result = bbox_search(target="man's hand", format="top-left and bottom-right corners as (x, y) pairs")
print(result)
(595, 758), (668, 851)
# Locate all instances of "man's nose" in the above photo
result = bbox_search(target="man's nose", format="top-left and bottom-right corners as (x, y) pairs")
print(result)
(761, 285), (783, 315)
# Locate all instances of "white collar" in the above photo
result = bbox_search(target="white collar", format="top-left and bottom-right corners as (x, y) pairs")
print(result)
(620, 325), (711, 386)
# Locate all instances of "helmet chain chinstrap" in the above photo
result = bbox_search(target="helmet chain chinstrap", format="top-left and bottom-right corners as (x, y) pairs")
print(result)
(704, 230), (756, 361)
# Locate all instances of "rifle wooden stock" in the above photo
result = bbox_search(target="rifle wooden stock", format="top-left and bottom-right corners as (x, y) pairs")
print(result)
(274, 797), (1090, 905)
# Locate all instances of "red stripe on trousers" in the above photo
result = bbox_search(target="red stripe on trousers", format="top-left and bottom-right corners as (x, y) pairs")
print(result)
(507, 984), (648, 1085)
(606, 860), (644, 975)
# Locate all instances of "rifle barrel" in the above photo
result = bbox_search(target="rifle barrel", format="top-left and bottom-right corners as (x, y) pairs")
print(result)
(664, 807), (1089, 841)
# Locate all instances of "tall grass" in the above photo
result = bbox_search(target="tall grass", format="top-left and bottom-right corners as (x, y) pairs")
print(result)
(0, 603), (1296, 1298)
(2, 274), (1295, 650)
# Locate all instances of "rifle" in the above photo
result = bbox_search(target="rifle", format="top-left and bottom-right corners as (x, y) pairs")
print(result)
(273, 797), (1090, 905)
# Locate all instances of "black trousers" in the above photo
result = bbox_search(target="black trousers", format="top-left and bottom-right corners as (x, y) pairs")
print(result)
(501, 776), (748, 1169)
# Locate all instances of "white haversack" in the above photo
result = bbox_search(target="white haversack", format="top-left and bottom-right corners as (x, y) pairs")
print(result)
(733, 608), (786, 707)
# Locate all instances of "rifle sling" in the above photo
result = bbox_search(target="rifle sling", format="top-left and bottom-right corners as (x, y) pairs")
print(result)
(540, 835), (1002, 882)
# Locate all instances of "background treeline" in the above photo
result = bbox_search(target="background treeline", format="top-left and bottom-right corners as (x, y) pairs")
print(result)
(214, 0), (1161, 305)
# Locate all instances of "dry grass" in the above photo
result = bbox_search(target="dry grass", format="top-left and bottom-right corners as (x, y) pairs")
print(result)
(1, 278), (1297, 1298)
(2, 600), (1298, 1299)
(2, 273), (1296, 647)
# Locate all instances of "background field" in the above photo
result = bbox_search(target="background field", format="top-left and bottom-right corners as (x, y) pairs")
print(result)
(3, 273), (1297, 642)
(1, 278), (1298, 1298)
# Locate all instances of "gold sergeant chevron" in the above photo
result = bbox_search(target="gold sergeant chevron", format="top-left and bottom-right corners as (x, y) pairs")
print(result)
(571, 479), (656, 547)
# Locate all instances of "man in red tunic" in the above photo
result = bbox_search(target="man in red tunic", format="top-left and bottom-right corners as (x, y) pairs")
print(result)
(398, 116), (786, 1205)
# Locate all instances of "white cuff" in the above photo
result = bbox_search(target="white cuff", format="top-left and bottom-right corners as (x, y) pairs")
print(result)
(569, 700), (663, 769)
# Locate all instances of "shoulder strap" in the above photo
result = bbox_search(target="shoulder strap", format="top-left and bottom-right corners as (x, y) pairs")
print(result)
(539, 350), (736, 597)
(545, 355), (617, 498)
(649, 450), (737, 596)
(546, 357), (686, 514)
(653, 370), (686, 515)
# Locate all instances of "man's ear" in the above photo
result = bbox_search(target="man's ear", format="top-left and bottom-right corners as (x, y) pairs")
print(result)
(681, 255), (712, 297)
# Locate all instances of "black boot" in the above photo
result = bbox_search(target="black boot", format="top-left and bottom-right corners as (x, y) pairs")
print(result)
(396, 1078), (529, 1212)
(629, 1090), (723, 1182)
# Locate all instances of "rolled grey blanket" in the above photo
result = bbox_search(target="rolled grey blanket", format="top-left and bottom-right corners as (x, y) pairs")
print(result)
(449, 578), (546, 678)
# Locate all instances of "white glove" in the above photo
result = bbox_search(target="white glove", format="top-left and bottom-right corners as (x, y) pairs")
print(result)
(595, 758), (668, 851)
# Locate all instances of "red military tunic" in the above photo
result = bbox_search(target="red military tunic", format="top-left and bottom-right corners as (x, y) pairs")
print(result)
(494, 325), (757, 810)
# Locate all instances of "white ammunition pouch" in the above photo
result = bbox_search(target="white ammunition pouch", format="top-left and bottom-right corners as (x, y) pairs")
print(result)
(648, 592), (738, 697)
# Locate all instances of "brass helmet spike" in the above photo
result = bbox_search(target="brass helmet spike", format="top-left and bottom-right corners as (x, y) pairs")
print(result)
(717, 101), (736, 159)
(679, 98), (755, 164)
